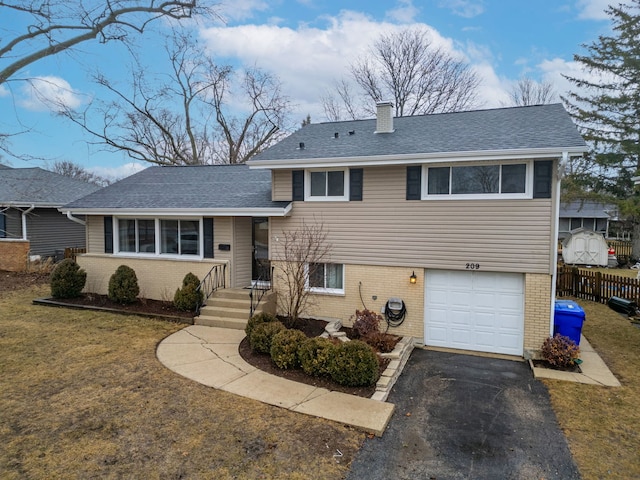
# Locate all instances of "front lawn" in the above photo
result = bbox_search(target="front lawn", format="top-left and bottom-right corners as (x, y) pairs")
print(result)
(544, 298), (640, 480)
(0, 284), (363, 479)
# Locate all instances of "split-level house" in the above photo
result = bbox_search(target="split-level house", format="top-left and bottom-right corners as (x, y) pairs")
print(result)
(63, 103), (588, 358)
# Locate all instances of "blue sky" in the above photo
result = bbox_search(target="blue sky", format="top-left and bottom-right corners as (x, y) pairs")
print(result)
(0, 0), (615, 180)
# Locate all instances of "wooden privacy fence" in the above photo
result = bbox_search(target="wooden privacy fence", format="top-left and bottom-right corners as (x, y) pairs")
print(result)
(557, 264), (640, 305)
(608, 240), (633, 263)
(64, 247), (86, 262)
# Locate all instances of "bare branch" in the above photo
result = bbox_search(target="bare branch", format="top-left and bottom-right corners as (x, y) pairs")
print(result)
(506, 77), (557, 106)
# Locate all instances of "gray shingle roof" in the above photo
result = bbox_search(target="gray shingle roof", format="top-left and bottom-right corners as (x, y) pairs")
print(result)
(560, 201), (615, 219)
(0, 167), (100, 206)
(64, 164), (289, 211)
(250, 104), (587, 163)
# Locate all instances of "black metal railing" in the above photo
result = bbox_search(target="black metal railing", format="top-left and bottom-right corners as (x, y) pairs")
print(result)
(249, 264), (273, 318)
(196, 263), (227, 315)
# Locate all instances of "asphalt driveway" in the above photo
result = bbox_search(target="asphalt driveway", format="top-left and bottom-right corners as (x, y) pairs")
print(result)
(347, 349), (580, 480)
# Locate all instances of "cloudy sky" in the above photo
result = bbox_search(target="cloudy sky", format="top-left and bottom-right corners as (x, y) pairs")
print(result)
(0, 0), (616, 180)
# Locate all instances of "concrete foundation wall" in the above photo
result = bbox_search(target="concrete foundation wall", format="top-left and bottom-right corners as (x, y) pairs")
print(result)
(0, 240), (30, 272)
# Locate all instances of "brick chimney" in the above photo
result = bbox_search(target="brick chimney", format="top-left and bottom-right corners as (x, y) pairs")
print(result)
(375, 101), (394, 133)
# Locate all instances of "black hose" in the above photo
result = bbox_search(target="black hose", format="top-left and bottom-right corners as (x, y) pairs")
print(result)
(385, 300), (406, 327)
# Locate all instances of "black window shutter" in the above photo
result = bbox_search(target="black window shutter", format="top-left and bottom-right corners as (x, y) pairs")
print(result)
(533, 160), (553, 199)
(203, 218), (214, 258)
(349, 168), (363, 201)
(0, 212), (5, 238)
(406, 166), (422, 200)
(292, 170), (304, 201)
(104, 216), (113, 254)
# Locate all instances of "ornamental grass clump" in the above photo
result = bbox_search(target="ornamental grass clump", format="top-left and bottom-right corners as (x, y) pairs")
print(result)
(50, 258), (86, 298)
(541, 334), (580, 368)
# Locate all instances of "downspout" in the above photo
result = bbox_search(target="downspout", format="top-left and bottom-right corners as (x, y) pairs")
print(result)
(550, 152), (569, 334)
(21, 204), (35, 240)
(65, 211), (86, 226)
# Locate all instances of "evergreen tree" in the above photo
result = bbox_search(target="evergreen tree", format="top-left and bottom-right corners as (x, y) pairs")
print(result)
(563, 0), (640, 252)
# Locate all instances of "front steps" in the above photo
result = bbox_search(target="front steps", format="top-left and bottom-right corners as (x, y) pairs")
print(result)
(195, 288), (276, 330)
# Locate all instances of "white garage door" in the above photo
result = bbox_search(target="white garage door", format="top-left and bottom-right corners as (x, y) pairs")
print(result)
(425, 270), (524, 356)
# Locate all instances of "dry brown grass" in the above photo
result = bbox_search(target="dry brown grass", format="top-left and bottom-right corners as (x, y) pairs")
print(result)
(0, 285), (363, 479)
(544, 298), (640, 480)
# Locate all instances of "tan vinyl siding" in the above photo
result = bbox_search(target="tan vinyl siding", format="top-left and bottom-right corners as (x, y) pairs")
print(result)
(272, 169), (292, 201)
(271, 164), (555, 274)
(86, 216), (105, 254)
(214, 217), (233, 264)
(232, 217), (252, 287)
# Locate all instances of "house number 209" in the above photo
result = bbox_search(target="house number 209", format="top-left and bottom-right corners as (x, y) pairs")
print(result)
(465, 263), (480, 270)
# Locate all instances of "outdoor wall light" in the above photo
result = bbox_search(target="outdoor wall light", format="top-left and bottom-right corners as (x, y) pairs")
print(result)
(410, 271), (417, 284)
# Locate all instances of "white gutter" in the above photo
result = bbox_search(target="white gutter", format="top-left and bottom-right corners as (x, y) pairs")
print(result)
(60, 205), (293, 217)
(247, 146), (589, 169)
(21, 204), (35, 240)
(66, 211), (86, 226)
(550, 152), (570, 335)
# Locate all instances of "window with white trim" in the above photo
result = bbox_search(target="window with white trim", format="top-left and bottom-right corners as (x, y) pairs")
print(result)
(115, 218), (201, 257)
(425, 162), (530, 198)
(305, 169), (348, 201)
(307, 263), (344, 294)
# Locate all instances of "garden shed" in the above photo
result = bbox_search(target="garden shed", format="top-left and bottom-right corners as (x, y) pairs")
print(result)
(562, 228), (609, 266)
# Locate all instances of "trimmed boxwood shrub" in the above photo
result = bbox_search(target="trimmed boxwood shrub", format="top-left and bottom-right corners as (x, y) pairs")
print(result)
(173, 272), (203, 311)
(50, 258), (86, 298)
(299, 337), (339, 377)
(108, 265), (140, 304)
(328, 340), (380, 387)
(249, 321), (285, 354)
(245, 312), (278, 339)
(270, 329), (307, 369)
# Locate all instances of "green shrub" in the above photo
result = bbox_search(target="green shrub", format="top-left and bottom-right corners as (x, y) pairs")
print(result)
(249, 321), (285, 354)
(270, 329), (307, 369)
(328, 340), (380, 387)
(299, 337), (339, 377)
(351, 309), (382, 338)
(50, 258), (86, 298)
(245, 312), (278, 338)
(107, 265), (140, 304)
(541, 334), (580, 368)
(173, 273), (203, 311)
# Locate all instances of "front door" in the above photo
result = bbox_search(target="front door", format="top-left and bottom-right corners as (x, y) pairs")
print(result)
(252, 217), (270, 284)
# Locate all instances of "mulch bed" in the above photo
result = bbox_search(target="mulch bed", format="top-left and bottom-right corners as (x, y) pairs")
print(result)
(42, 293), (195, 321)
(238, 318), (390, 399)
(532, 359), (582, 373)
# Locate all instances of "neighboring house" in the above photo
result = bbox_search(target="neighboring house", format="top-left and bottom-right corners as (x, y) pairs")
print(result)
(558, 200), (614, 240)
(63, 103), (588, 358)
(0, 164), (100, 264)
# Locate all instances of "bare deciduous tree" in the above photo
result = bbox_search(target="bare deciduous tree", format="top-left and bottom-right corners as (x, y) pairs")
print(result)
(506, 77), (557, 106)
(273, 221), (331, 326)
(49, 160), (110, 187)
(322, 27), (481, 120)
(0, 0), (213, 86)
(59, 32), (291, 165)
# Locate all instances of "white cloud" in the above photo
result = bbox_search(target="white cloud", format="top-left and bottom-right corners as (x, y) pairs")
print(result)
(575, 0), (611, 20)
(386, 0), (420, 23)
(0, 84), (8, 97)
(217, 0), (271, 22)
(199, 11), (471, 120)
(18, 76), (83, 112)
(90, 162), (146, 181)
(438, 0), (484, 18)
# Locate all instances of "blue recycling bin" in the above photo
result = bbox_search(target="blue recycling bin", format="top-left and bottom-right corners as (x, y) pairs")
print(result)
(554, 300), (585, 345)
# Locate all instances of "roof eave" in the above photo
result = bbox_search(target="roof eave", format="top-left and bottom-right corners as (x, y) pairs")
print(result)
(248, 146), (589, 169)
(60, 205), (293, 217)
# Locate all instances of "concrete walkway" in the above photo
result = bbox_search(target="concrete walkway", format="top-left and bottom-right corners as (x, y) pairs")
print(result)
(156, 325), (395, 436)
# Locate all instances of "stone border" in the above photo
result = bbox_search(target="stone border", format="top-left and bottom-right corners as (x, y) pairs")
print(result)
(321, 319), (414, 401)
